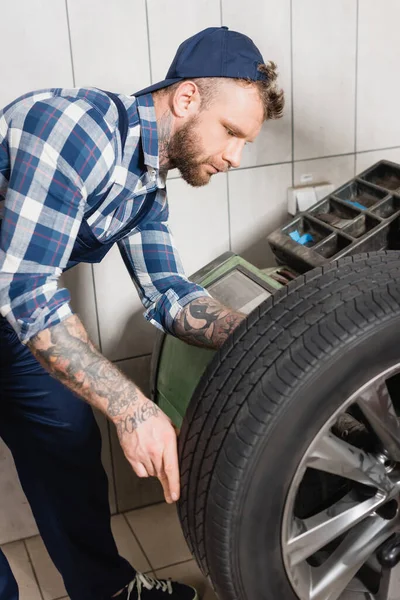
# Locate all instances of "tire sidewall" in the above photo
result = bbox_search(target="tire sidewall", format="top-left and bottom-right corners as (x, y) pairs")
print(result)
(209, 315), (400, 599)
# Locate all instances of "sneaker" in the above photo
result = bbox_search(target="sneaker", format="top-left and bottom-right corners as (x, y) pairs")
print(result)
(120, 572), (198, 600)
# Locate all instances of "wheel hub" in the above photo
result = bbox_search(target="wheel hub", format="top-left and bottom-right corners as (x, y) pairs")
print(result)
(282, 363), (400, 600)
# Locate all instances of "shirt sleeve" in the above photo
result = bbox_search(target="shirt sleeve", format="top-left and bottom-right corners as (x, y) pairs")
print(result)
(0, 95), (116, 343)
(118, 207), (210, 335)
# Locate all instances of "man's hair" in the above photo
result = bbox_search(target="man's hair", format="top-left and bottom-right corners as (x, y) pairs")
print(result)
(156, 61), (284, 121)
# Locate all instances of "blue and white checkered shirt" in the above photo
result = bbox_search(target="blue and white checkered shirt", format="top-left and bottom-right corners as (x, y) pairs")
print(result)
(0, 88), (209, 343)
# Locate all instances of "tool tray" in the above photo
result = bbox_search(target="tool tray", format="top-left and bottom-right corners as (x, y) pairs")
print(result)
(268, 160), (400, 273)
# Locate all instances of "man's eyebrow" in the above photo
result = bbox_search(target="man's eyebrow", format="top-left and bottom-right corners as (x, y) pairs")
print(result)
(224, 121), (247, 138)
(224, 121), (255, 142)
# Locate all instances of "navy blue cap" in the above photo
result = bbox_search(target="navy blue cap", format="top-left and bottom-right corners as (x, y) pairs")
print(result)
(134, 26), (267, 97)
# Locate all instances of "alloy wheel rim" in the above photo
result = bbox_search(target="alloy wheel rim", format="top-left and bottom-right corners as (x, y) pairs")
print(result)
(282, 363), (400, 600)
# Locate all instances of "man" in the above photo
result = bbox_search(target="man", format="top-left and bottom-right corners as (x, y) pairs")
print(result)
(0, 26), (284, 600)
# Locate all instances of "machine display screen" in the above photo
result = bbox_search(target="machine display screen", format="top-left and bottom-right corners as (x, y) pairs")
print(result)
(207, 269), (271, 315)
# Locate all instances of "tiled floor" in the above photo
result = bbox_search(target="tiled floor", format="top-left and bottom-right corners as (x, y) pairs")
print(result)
(1, 503), (218, 600)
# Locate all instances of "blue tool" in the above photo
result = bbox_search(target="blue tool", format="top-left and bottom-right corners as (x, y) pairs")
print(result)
(344, 200), (366, 211)
(289, 230), (314, 245)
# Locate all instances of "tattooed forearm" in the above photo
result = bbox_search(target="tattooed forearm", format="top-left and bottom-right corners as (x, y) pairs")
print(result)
(28, 315), (142, 421)
(173, 297), (245, 349)
(116, 401), (161, 437)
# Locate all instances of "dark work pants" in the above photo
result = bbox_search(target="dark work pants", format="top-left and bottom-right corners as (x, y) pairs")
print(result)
(0, 317), (135, 600)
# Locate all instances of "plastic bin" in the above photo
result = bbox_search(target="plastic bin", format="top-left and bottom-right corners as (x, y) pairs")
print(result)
(268, 160), (400, 272)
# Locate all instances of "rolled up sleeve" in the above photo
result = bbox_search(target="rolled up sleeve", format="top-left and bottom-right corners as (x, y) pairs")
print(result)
(0, 95), (116, 343)
(118, 218), (210, 335)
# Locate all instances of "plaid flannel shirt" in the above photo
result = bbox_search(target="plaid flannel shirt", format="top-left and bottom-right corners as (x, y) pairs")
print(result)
(0, 88), (209, 343)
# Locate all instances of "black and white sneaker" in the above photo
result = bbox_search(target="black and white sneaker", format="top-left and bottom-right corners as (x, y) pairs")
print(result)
(120, 572), (198, 600)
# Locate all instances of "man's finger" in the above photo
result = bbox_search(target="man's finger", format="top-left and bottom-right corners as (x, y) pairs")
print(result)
(162, 438), (180, 502)
(158, 471), (173, 504)
(133, 462), (151, 478)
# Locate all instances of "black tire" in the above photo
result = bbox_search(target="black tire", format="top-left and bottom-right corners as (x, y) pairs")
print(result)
(177, 251), (400, 600)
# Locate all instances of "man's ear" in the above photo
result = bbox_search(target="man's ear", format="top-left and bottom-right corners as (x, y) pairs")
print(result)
(170, 81), (201, 118)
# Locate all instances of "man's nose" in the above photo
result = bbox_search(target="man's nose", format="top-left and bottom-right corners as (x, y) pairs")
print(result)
(222, 140), (245, 169)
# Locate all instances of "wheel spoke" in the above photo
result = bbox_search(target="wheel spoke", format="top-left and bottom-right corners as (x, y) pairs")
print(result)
(310, 516), (395, 600)
(373, 563), (400, 599)
(357, 377), (400, 461)
(306, 431), (393, 493)
(287, 492), (386, 567)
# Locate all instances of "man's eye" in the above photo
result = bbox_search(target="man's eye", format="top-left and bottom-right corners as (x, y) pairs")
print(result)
(226, 128), (235, 136)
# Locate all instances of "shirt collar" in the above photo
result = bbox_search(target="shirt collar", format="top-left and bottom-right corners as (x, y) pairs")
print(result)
(136, 93), (159, 170)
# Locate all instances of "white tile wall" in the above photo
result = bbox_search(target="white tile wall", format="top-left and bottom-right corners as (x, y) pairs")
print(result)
(2, 0), (400, 545)
(93, 410), (117, 514)
(59, 263), (100, 348)
(146, 0), (221, 83)
(229, 163), (292, 267)
(292, 0), (357, 160)
(93, 245), (156, 362)
(167, 174), (230, 276)
(0, 0), (73, 106)
(109, 356), (165, 511)
(67, 0), (151, 94)
(357, 1), (400, 152)
(356, 148), (400, 174)
(294, 155), (355, 189)
(222, 0), (292, 167)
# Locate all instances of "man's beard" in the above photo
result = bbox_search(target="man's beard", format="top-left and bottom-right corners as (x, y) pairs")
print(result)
(167, 116), (212, 187)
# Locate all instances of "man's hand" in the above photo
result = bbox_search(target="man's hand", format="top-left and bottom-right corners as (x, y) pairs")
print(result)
(114, 397), (180, 503)
(173, 296), (245, 349)
(28, 314), (180, 503)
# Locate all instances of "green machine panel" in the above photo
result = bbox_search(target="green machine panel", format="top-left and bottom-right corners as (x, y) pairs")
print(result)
(150, 253), (287, 428)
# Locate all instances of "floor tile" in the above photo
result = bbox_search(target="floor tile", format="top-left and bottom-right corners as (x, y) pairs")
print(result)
(25, 535), (66, 600)
(1, 540), (42, 600)
(24, 515), (152, 600)
(0, 439), (38, 545)
(155, 560), (218, 600)
(125, 503), (192, 569)
(112, 514), (151, 573)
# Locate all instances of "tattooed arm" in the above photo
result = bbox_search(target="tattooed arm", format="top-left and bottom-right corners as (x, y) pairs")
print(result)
(28, 315), (180, 503)
(28, 314), (145, 420)
(173, 296), (245, 349)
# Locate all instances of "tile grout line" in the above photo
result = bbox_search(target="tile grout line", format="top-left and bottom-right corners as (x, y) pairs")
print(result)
(64, 0), (76, 87)
(354, 0), (360, 175)
(144, 0), (154, 84)
(113, 352), (152, 365)
(290, 0), (295, 187)
(65, 0), (104, 357)
(90, 265), (103, 353)
(122, 512), (156, 573)
(226, 173), (232, 252)
(23, 539), (45, 600)
(107, 418), (119, 514)
(154, 557), (195, 574)
(167, 144), (400, 181)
